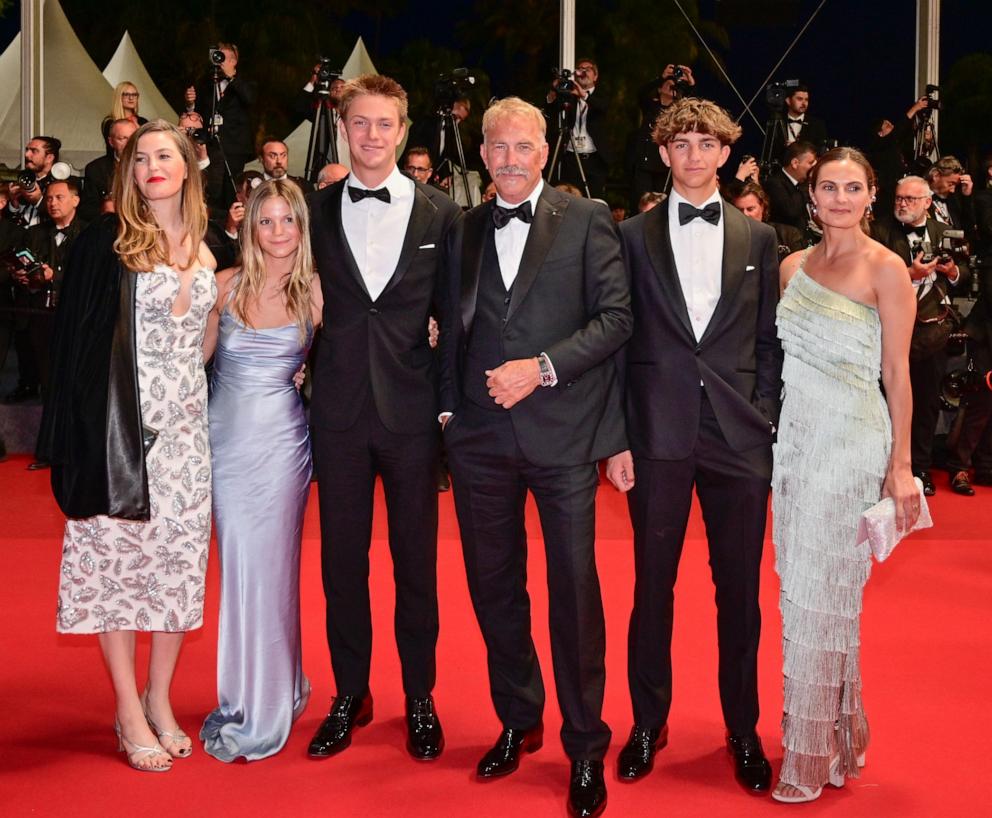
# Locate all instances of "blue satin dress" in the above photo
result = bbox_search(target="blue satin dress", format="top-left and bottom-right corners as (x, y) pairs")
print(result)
(201, 310), (312, 762)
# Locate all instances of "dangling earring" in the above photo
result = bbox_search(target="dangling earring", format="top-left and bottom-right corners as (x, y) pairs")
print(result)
(811, 202), (818, 216)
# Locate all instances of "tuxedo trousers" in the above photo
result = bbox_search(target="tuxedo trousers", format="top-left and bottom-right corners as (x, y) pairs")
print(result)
(909, 349), (947, 472)
(627, 393), (770, 736)
(313, 391), (439, 698)
(446, 404), (611, 760)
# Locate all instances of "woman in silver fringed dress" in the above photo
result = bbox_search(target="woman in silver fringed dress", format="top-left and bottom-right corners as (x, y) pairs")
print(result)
(771, 147), (920, 803)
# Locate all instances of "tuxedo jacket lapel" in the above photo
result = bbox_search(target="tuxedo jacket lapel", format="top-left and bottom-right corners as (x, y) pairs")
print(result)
(643, 200), (693, 339)
(506, 186), (567, 322)
(700, 200), (749, 344)
(380, 186), (436, 299)
(322, 182), (369, 299)
(459, 202), (490, 333)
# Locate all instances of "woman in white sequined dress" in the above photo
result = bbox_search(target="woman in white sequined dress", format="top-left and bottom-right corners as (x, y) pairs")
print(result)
(771, 147), (920, 802)
(44, 121), (216, 772)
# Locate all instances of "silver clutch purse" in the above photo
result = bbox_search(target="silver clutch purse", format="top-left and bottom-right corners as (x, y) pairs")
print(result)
(857, 477), (933, 562)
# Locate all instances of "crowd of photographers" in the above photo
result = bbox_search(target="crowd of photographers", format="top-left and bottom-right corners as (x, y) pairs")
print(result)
(1, 49), (991, 490)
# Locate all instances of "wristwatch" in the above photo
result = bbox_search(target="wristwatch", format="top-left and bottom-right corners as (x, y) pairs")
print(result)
(537, 354), (555, 388)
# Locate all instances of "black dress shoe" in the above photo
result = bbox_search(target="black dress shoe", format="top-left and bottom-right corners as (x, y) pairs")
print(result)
(951, 470), (976, 496)
(972, 471), (992, 486)
(726, 733), (771, 794)
(27, 460), (50, 471)
(476, 723), (543, 778)
(307, 692), (373, 758)
(406, 695), (444, 760)
(2, 385), (39, 404)
(914, 469), (936, 496)
(568, 760), (607, 818)
(616, 724), (668, 781)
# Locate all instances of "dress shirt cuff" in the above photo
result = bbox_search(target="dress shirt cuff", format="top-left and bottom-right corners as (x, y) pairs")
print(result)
(438, 411), (453, 425)
(198, 157), (210, 171)
(225, 229), (238, 241)
(304, 82), (315, 93)
(947, 268), (961, 285)
(539, 352), (558, 387)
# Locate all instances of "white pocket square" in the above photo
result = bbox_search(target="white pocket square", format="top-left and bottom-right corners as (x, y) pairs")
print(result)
(745, 265), (756, 271)
(418, 243), (436, 250)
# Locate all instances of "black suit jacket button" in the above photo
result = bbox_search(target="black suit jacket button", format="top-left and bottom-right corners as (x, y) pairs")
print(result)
(369, 307), (379, 315)
(695, 346), (701, 355)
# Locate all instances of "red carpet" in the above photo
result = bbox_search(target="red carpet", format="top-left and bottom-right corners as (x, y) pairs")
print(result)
(1, 453), (989, 816)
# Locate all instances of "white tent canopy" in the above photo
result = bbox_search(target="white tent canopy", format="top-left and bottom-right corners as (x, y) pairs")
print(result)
(102, 31), (178, 125)
(245, 37), (379, 177)
(0, 0), (115, 169)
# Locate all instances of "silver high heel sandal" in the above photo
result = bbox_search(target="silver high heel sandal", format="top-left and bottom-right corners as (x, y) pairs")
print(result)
(114, 719), (172, 772)
(140, 695), (193, 758)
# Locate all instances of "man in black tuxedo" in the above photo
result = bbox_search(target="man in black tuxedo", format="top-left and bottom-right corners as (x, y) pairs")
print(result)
(438, 97), (631, 818)
(764, 140), (817, 238)
(80, 119), (137, 222)
(546, 57), (611, 199)
(258, 138), (313, 194)
(782, 85), (827, 154)
(926, 156), (976, 234)
(607, 97), (781, 795)
(873, 175), (969, 495)
(306, 74), (461, 763)
(185, 43), (257, 212)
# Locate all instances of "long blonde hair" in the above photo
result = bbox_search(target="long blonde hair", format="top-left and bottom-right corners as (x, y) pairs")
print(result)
(231, 179), (314, 345)
(111, 82), (139, 120)
(112, 119), (208, 272)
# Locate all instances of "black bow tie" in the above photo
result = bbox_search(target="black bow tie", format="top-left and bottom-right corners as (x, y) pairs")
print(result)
(348, 186), (391, 204)
(900, 222), (924, 235)
(493, 200), (534, 229)
(789, 117), (804, 123)
(678, 201), (721, 226)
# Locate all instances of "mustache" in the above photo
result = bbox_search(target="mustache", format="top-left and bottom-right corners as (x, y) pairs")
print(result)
(494, 165), (528, 177)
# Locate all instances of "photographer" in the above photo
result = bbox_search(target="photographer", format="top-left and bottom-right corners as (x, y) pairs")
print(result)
(630, 63), (695, 206)
(545, 58), (611, 199)
(873, 175), (970, 495)
(184, 43), (257, 212)
(782, 85), (827, 154)
(763, 140), (817, 239)
(296, 64), (345, 177)
(4, 136), (60, 228)
(6, 179), (85, 409)
(866, 96), (927, 216)
(926, 156), (976, 236)
(80, 119), (137, 222)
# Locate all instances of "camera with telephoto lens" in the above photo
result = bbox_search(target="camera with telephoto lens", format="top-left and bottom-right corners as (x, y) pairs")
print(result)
(0, 247), (46, 290)
(314, 56), (342, 95)
(16, 169), (37, 192)
(669, 65), (693, 97)
(434, 68), (476, 111)
(941, 333), (992, 409)
(186, 127), (210, 145)
(209, 47), (225, 66)
(936, 229), (969, 266)
(924, 84), (941, 111)
(766, 79), (801, 113)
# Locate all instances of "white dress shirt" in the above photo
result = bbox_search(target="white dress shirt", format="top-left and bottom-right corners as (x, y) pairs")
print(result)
(341, 165), (415, 301)
(494, 179), (544, 291)
(668, 188), (724, 341)
(786, 116), (804, 145)
(567, 87), (597, 155)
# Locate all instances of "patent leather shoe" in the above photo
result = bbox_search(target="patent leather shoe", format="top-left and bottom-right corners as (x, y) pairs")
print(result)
(476, 723), (543, 778)
(568, 760), (607, 818)
(406, 695), (444, 760)
(914, 469), (936, 496)
(616, 724), (668, 781)
(307, 692), (373, 758)
(27, 460), (50, 471)
(951, 470), (975, 496)
(726, 733), (771, 794)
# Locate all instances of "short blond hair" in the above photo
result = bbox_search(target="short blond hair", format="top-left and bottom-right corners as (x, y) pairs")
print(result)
(338, 74), (408, 122)
(482, 97), (546, 142)
(653, 97), (742, 147)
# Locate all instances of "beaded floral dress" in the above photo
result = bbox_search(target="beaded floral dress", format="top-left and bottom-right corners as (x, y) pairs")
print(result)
(56, 264), (216, 633)
(771, 264), (891, 788)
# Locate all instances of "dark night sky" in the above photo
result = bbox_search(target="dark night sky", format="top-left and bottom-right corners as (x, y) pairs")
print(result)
(2, 0), (990, 161)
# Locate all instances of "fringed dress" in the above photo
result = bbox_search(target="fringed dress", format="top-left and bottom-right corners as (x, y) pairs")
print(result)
(771, 266), (891, 787)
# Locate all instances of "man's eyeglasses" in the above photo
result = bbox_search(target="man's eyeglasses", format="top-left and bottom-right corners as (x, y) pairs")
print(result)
(894, 195), (928, 204)
(405, 166), (431, 175)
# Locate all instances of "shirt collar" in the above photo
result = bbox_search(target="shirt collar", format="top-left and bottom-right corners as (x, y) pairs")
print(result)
(669, 187), (721, 213)
(349, 164), (413, 199)
(495, 178), (544, 213)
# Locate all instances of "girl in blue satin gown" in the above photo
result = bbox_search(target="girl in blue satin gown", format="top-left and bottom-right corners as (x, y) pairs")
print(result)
(200, 179), (323, 761)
